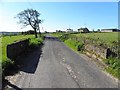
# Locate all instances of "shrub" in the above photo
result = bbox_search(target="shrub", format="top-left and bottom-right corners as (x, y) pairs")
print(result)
(103, 57), (120, 70)
(2, 58), (14, 73)
(103, 57), (120, 79)
(59, 34), (69, 42)
(76, 43), (84, 51)
(29, 38), (43, 48)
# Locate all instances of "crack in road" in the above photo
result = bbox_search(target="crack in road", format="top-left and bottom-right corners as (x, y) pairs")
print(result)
(60, 58), (81, 88)
(53, 43), (81, 88)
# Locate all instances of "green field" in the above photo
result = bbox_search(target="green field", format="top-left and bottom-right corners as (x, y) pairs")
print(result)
(74, 32), (118, 45)
(0, 35), (34, 62)
(51, 32), (118, 47)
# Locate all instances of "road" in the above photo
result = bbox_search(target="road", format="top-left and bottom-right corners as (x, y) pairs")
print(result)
(5, 36), (118, 88)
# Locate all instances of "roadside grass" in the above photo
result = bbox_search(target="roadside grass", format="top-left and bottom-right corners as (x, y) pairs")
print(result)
(105, 67), (120, 80)
(64, 38), (78, 51)
(29, 35), (44, 49)
(64, 38), (84, 53)
(103, 57), (120, 79)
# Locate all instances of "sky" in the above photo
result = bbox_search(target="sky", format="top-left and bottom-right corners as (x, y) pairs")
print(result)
(0, 2), (118, 32)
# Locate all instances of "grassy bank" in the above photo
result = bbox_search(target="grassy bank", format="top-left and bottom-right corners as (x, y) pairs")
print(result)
(64, 38), (84, 53)
(103, 57), (120, 79)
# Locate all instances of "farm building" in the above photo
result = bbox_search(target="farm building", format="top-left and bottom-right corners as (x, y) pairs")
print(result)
(56, 30), (66, 33)
(101, 29), (120, 32)
(78, 27), (90, 33)
(66, 28), (73, 33)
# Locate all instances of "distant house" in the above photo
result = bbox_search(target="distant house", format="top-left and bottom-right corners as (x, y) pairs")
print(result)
(101, 29), (120, 32)
(78, 27), (89, 33)
(66, 28), (73, 33)
(56, 30), (66, 33)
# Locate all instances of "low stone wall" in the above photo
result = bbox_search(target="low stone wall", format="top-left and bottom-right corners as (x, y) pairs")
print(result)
(84, 44), (111, 59)
(7, 39), (29, 60)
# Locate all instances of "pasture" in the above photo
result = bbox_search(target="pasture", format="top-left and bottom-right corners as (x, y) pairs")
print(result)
(73, 32), (118, 45)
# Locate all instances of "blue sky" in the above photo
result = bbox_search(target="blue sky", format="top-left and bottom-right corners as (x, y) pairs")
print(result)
(0, 2), (118, 32)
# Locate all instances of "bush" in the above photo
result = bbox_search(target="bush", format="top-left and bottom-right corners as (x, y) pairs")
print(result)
(103, 57), (120, 79)
(59, 34), (69, 42)
(76, 43), (84, 51)
(2, 58), (14, 73)
(103, 57), (120, 71)
(29, 38), (43, 48)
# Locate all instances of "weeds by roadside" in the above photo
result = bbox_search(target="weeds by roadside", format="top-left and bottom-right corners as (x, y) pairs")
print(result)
(103, 57), (120, 79)
(29, 36), (44, 49)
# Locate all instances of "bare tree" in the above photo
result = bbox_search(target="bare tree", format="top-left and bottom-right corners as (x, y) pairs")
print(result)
(16, 9), (42, 38)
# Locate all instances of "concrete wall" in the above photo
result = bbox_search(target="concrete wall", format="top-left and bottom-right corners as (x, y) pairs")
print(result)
(7, 39), (29, 60)
(84, 44), (111, 60)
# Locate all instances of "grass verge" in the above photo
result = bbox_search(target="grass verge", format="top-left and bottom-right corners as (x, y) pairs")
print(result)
(103, 57), (120, 79)
(64, 38), (84, 53)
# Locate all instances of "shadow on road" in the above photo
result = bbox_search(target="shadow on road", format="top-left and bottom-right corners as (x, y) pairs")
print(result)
(3, 44), (44, 89)
(17, 44), (43, 74)
(3, 36), (59, 89)
(2, 79), (22, 90)
(4, 43), (44, 75)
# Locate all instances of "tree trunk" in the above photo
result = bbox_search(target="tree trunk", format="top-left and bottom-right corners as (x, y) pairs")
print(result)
(34, 29), (38, 38)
